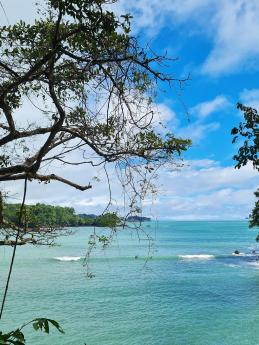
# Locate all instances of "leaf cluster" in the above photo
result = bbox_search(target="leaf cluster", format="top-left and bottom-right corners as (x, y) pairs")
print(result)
(0, 318), (63, 344)
(231, 103), (259, 228)
(231, 103), (259, 170)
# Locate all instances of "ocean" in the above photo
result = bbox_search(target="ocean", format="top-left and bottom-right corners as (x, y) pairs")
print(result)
(1, 221), (259, 345)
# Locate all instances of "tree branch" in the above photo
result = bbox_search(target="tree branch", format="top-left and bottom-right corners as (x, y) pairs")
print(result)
(0, 172), (92, 191)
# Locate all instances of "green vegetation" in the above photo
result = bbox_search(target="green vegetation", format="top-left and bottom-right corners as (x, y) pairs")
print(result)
(0, 0), (190, 247)
(0, 318), (64, 344)
(3, 203), (121, 229)
(231, 103), (259, 228)
(0, 0), (190, 194)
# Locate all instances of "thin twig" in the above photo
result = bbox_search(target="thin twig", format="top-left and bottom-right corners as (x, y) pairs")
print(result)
(0, 176), (28, 320)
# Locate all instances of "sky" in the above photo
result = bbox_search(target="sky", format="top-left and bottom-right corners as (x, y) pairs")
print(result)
(0, 0), (258, 220)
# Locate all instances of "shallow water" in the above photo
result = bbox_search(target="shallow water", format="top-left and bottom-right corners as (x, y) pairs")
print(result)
(1, 221), (259, 345)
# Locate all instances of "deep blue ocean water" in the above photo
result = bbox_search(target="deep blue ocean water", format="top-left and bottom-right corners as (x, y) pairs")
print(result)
(1, 221), (259, 345)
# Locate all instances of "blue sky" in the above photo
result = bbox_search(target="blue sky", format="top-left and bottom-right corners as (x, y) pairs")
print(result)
(1, 0), (258, 220)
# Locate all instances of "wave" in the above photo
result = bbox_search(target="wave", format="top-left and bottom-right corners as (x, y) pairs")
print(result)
(224, 264), (240, 268)
(52, 252), (259, 263)
(54, 256), (81, 262)
(247, 262), (259, 268)
(178, 254), (214, 260)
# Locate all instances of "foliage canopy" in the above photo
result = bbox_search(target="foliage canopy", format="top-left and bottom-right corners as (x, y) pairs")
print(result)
(0, 318), (64, 344)
(231, 103), (259, 228)
(0, 0), (190, 244)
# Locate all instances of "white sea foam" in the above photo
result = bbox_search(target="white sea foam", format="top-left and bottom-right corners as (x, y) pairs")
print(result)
(231, 252), (245, 256)
(248, 247), (256, 250)
(225, 264), (240, 268)
(248, 262), (259, 268)
(54, 256), (81, 262)
(179, 254), (214, 260)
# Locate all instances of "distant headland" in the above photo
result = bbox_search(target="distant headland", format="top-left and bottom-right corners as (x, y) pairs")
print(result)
(126, 216), (151, 222)
(3, 203), (151, 229)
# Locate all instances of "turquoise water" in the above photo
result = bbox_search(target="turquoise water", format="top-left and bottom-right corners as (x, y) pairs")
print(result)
(1, 221), (259, 345)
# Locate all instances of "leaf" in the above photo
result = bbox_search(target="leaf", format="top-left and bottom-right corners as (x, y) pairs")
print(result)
(231, 127), (238, 135)
(43, 320), (49, 334)
(47, 319), (65, 334)
(1, 318), (64, 345)
(32, 322), (39, 331)
(11, 330), (25, 342)
(0, 329), (25, 345)
(31, 318), (64, 334)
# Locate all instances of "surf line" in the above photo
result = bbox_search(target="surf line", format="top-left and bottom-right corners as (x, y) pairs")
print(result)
(54, 256), (81, 262)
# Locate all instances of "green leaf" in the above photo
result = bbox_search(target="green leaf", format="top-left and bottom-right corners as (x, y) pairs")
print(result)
(43, 320), (49, 334)
(47, 319), (65, 334)
(32, 322), (39, 331)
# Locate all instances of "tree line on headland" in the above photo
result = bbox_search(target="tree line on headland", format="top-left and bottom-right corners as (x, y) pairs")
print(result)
(3, 203), (119, 228)
(3, 203), (150, 229)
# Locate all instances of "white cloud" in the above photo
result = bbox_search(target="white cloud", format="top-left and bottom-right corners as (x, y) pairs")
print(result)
(202, 1), (259, 76)
(240, 88), (259, 110)
(152, 103), (178, 133)
(190, 96), (230, 119)
(165, 162), (258, 195)
(187, 159), (218, 169)
(177, 121), (220, 142)
(174, 95), (231, 142)
(163, 187), (256, 220)
(174, 95), (229, 142)
(154, 160), (258, 220)
(3, 159), (257, 221)
(115, 0), (212, 35)
(162, 190), (255, 220)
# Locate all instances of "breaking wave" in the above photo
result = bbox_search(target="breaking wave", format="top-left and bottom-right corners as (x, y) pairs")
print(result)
(178, 254), (215, 260)
(54, 256), (81, 262)
(247, 262), (259, 268)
